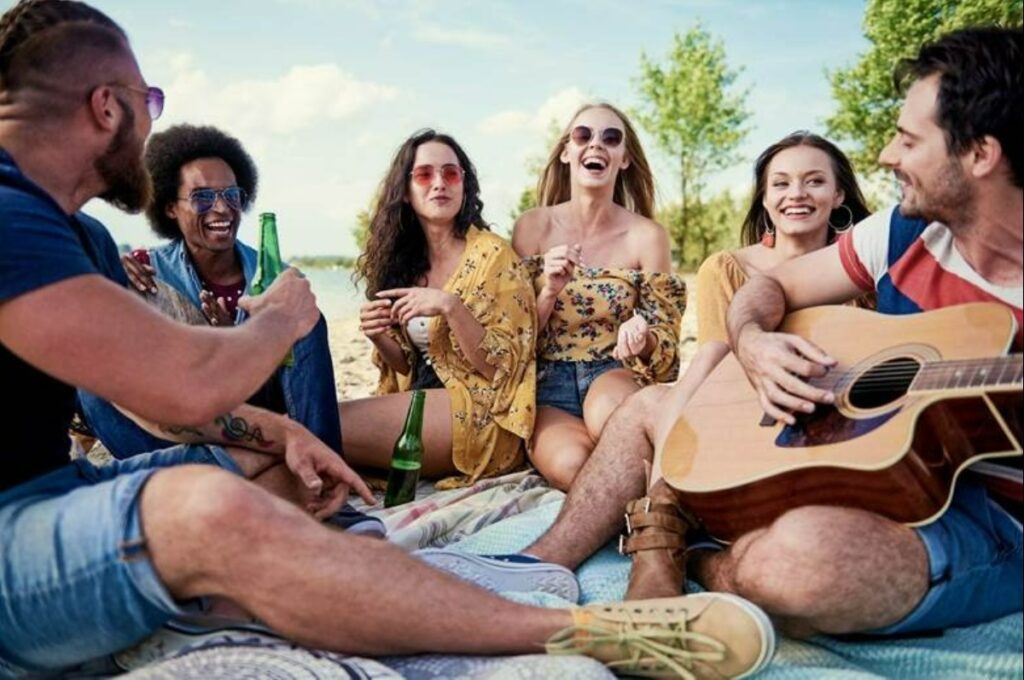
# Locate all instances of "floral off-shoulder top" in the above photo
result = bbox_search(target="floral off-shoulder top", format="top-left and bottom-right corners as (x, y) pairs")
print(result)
(372, 227), (537, 489)
(523, 256), (687, 384)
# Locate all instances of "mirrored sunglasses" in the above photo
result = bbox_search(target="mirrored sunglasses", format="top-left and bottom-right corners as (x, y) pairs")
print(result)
(570, 125), (624, 148)
(409, 163), (464, 187)
(185, 186), (247, 214)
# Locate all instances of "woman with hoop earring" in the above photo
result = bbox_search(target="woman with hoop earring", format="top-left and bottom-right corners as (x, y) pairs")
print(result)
(695, 131), (875, 347)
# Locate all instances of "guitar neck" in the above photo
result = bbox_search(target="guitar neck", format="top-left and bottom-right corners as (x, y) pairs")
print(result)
(910, 354), (1023, 394)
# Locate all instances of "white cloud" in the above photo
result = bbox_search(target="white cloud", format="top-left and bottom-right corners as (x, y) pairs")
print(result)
(160, 54), (399, 137)
(477, 86), (587, 135)
(477, 111), (532, 134)
(413, 24), (511, 48)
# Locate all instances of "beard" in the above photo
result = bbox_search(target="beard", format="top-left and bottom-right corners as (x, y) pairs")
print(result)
(95, 97), (153, 213)
(899, 156), (975, 228)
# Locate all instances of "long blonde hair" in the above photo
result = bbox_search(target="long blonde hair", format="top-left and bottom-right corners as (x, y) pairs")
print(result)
(536, 102), (655, 219)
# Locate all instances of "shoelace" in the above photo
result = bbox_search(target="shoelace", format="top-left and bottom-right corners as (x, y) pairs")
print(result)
(545, 610), (727, 679)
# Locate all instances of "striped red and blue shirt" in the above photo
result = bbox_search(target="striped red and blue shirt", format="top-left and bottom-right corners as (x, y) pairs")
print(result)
(838, 206), (1023, 519)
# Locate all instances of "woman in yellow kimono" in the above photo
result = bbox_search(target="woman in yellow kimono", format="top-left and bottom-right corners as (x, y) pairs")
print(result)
(513, 103), (685, 491)
(342, 130), (536, 488)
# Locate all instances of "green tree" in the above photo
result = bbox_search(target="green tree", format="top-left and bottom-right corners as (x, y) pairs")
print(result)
(657, 189), (743, 270)
(352, 205), (372, 252)
(509, 120), (566, 226)
(827, 0), (1022, 171)
(634, 25), (750, 268)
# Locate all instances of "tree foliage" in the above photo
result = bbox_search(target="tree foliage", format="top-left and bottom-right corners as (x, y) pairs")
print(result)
(352, 205), (372, 252)
(826, 0), (1023, 172)
(657, 190), (744, 270)
(509, 120), (564, 226)
(633, 25), (750, 267)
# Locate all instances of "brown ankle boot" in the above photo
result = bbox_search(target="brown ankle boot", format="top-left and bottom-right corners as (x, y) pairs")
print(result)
(620, 479), (697, 600)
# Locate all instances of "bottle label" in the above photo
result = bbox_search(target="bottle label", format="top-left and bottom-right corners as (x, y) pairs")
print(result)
(390, 458), (422, 471)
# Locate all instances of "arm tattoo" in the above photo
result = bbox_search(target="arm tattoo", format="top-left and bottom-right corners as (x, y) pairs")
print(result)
(159, 424), (205, 438)
(215, 413), (276, 448)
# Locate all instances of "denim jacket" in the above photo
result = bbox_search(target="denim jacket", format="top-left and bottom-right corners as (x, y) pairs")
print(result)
(79, 238), (343, 457)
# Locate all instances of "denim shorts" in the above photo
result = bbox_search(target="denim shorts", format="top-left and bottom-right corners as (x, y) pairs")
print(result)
(536, 358), (623, 418)
(872, 477), (1023, 634)
(0, 444), (241, 675)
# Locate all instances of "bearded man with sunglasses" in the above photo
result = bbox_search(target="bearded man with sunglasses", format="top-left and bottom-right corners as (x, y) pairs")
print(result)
(72, 125), (381, 535)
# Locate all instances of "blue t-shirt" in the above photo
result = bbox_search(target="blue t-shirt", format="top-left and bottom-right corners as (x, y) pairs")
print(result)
(0, 148), (127, 492)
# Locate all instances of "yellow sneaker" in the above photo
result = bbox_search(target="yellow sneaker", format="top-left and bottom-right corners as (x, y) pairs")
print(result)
(546, 593), (775, 679)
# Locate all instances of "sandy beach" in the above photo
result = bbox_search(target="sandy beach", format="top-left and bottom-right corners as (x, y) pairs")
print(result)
(327, 274), (700, 400)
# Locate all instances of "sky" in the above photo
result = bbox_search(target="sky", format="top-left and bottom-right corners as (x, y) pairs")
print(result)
(20, 0), (871, 257)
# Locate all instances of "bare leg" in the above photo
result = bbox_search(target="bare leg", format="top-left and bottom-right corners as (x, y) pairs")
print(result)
(339, 388), (455, 478)
(526, 342), (731, 568)
(693, 505), (929, 636)
(529, 407), (594, 491)
(140, 464), (571, 655)
(582, 368), (639, 441)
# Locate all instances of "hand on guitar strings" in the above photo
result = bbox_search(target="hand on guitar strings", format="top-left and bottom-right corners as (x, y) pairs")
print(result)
(735, 327), (837, 425)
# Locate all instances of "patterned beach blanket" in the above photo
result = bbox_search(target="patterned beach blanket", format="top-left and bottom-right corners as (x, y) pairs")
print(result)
(109, 471), (1021, 679)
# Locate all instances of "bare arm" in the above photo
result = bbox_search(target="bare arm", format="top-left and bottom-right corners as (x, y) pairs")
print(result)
(511, 210), (569, 331)
(0, 270), (317, 426)
(372, 332), (411, 375)
(726, 244), (864, 424)
(441, 296), (494, 380)
(114, 401), (375, 512)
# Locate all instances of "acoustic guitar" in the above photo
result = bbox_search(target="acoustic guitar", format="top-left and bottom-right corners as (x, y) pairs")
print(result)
(662, 302), (1022, 543)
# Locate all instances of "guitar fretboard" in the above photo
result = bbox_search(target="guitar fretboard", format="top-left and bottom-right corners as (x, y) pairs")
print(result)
(911, 354), (1023, 392)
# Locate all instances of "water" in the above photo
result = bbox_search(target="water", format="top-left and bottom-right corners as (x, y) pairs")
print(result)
(302, 267), (365, 321)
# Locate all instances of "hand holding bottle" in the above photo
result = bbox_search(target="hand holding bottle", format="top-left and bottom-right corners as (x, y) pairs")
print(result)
(238, 268), (318, 343)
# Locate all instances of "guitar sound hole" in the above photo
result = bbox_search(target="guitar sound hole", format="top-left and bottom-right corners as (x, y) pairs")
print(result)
(848, 357), (920, 410)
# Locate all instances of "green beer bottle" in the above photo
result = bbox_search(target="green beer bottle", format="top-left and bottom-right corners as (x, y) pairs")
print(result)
(252, 212), (294, 367)
(384, 390), (425, 507)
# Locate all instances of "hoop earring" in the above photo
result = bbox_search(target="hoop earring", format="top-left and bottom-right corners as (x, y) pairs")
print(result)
(760, 213), (776, 248)
(829, 204), (854, 232)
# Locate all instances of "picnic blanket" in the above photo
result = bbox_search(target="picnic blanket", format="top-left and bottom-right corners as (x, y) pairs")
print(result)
(109, 471), (1022, 679)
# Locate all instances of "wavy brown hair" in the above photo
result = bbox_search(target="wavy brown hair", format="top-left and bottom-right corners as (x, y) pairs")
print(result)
(740, 131), (871, 246)
(536, 102), (655, 218)
(355, 129), (489, 298)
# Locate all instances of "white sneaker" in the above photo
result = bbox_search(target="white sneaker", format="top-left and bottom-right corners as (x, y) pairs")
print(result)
(416, 549), (581, 603)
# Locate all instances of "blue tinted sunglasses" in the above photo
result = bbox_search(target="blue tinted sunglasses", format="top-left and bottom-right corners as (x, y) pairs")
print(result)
(181, 186), (247, 214)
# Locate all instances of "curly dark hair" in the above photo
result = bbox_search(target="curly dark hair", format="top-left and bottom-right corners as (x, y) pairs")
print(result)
(354, 129), (488, 299)
(144, 124), (259, 239)
(895, 26), (1022, 188)
(740, 131), (872, 246)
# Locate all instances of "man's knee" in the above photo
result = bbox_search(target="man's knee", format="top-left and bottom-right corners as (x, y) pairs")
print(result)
(731, 506), (879, 610)
(141, 465), (275, 545)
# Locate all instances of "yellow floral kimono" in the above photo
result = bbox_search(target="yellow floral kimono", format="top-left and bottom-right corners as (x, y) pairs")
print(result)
(372, 227), (537, 488)
(524, 257), (687, 384)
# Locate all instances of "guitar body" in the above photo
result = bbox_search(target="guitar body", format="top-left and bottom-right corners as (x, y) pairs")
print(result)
(661, 303), (1023, 543)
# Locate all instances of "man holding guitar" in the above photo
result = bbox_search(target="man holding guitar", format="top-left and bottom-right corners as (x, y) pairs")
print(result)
(723, 26), (1021, 636)
(434, 27), (1022, 644)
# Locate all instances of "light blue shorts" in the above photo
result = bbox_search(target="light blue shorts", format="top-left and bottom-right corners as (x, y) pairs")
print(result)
(873, 478), (1022, 634)
(536, 358), (623, 418)
(0, 444), (241, 675)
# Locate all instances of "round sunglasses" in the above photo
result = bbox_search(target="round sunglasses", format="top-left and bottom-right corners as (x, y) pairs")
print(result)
(409, 163), (464, 187)
(570, 125), (624, 148)
(179, 186), (247, 214)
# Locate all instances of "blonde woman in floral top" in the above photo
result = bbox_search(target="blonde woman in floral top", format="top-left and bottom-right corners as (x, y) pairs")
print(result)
(513, 103), (685, 490)
(345, 130), (536, 489)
